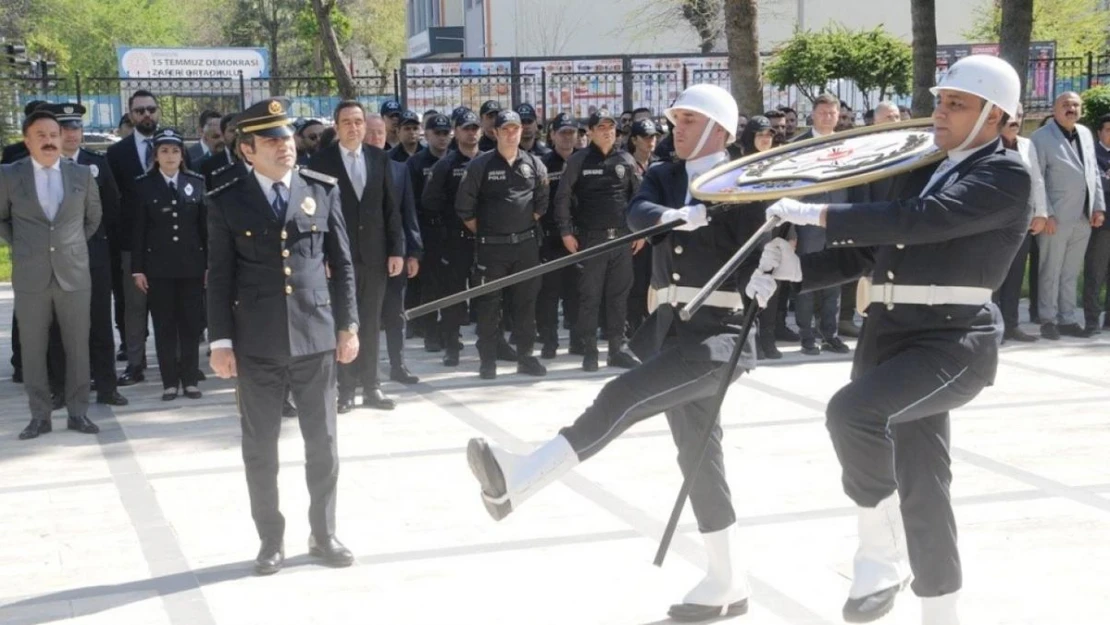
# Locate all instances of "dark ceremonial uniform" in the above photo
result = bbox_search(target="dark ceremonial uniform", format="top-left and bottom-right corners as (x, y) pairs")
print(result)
(557, 152), (763, 532)
(798, 139), (1031, 597)
(455, 147), (548, 367)
(132, 167), (207, 391)
(553, 143), (640, 361)
(207, 162), (357, 543)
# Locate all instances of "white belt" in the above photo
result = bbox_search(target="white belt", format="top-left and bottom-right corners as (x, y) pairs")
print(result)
(866, 283), (993, 309)
(647, 285), (743, 314)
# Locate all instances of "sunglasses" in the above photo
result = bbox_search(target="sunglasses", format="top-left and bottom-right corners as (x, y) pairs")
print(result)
(132, 106), (158, 115)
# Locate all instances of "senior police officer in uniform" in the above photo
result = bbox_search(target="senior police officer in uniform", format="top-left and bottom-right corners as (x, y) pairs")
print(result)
(749, 55), (1032, 625)
(554, 108), (643, 371)
(465, 84), (768, 622)
(536, 113), (582, 358)
(455, 109), (549, 380)
(206, 99), (360, 576)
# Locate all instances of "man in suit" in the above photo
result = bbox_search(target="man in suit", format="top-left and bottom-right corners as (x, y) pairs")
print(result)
(307, 101), (404, 412)
(207, 99), (359, 575)
(1084, 113), (1110, 332)
(51, 102), (129, 406)
(201, 113), (242, 188)
(1031, 91), (1107, 339)
(187, 109), (223, 168)
(0, 110), (103, 440)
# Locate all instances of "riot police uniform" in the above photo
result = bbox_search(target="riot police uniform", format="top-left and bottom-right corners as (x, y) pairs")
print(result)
(553, 110), (642, 370)
(536, 113), (580, 358)
(455, 110), (548, 379)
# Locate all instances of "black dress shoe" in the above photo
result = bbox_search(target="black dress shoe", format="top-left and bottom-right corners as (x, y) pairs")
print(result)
(117, 367), (145, 386)
(517, 356), (547, 377)
(11, 368), (22, 383)
(801, 338), (821, 356)
(822, 336), (851, 354)
(19, 418), (52, 440)
(308, 534), (354, 567)
(96, 390), (130, 406)
(776, 325), (801, 342)
(363, 389), (396, 410)
(1003, 327), (1038, 343)
(582, 352), (599, 372)
(842, 583), (905, 623)
(540, 343), (558, 359)
(183, 386), (203, 399)
(667, 598), (749, 622)
(162, 388), (179, 401)
(759, 338), (783, 360)
(67, 416), (100, 434)
(337, 395), (356, 414)
(606, 348), (641, 369)
(1058, 323), (1088, 338)
(389, 365), (419, 385)
(254, 538), (284, 575)
(496, 339), (518, 362)
(479, 361), (497, 380)
(1040, 323), (1060, 341)
(443, 350), (460, 367)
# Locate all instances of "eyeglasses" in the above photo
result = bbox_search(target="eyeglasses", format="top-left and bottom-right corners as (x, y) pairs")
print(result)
(131, 106), (158, 115)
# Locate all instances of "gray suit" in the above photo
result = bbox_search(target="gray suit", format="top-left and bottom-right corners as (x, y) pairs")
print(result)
(0, 157), (102, 419)
(1031, 121), (1107, 325)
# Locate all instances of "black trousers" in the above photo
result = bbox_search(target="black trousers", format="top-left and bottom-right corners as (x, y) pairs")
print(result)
(109, 236), (127, 347)
(237, 351), (339, 541)
(576, 232), (633, 350)
(418, 223), (447, 341)
(825, 345), (990, 597)
(89, 260), (118, 394)
(995, 232), (1033, 331)
(148, 277), (204, 389)
(536, 235), (578, 347)
(338, 264), (386, 397)
(559, 342), (741, 533)
(474, 240), (540, 361)
(1028, 236), (1040, 320)
(440, 234), (474, 352)
(382, 271), (407, 367)
(1082, 228), (1110, 326)
(627, 244), (652, 334)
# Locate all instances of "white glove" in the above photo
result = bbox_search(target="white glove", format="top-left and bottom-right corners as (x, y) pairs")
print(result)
(745, 272), (778, 309)
(661, 203), (709, 231)
(758, 237), (803, 282)
(766, 198), (825, 226)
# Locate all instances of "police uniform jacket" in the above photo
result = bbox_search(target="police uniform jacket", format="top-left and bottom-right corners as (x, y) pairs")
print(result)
(798, 139), (1032, 383)
(526, 140), (552, 157)
(132, 170), (207, 279)
(627, 158), (763, 367)
(478, 134), (497, 153)
(73, 148), (120, 271)
(456, 150), (548, 235)
(206, 169), (358, 359)
(540, 148), (574, 236)
(200, 149), (236, 188)
(553, 144), (639, 235)
(421, 149), (475, 234)
(406, 147), (442, 214)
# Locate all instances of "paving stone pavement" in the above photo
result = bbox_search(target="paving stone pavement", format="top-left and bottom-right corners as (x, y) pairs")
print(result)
(0, 284), (1107, 625)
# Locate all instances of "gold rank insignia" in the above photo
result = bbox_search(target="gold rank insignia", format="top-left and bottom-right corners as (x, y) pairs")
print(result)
(268, 100), (284, 115)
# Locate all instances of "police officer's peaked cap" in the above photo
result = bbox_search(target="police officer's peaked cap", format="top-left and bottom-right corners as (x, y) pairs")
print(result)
(550, 113), (577, 132)
(480, 100), (503, 117)
(399, 110), (421, 126)
(380, 100), (402, 117)
(42, 102), (86, 128)
(630, 119), (660, 137)
(233, 98), (295, 138)
(425, 114), (452, 132)
(587, 109), (617, 129)
(494, 110), (521, 128)
(514, 103), (537, 122)
(451, 105), (472, 121)
(455, 111), (481, 128)
(152, 128), (185, 147)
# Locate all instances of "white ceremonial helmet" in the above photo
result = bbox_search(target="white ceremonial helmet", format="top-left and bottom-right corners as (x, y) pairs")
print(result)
(665, 83), (740, 144)
(931, 54), (1022, 150)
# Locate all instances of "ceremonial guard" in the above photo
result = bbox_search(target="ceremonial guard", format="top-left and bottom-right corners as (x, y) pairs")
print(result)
(455, 110), (549, 380)
(206, 99), (360, 575)
(466, 84), (766, 622)
(536, 113), (582, 358)
(748, 55), (1036, 624)
(421, 110), (482, 367)
(553, 109), (642, 370)
(131, 129), (208, 400)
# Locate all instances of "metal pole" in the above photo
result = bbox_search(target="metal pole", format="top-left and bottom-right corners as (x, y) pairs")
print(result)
(75, 71), (81, 106)
(394, 69), (401, 104)
(238, 71), (246, 110)
(678, 217), (780, 321)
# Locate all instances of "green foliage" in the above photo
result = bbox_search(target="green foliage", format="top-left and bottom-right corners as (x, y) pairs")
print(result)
(350, 0), (405, 79)
(1081, 85), (1110, 128)
(765, 25), (912, 105)
(965, 0), (1110, 58)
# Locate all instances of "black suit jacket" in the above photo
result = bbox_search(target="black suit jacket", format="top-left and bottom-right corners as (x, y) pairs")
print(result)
(132, 170), (207, 279)
(307, 143), (404, 270)
(206, 170), (357, 359)
(74, 148), (121, 271)
(105, 133), (149, 251)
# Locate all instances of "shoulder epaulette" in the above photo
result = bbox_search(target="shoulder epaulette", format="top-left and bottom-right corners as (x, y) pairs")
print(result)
(206, 176), (243, 198)
(182, 169), (205, 180)
(298, 167), (338, 186)
(212, 162), (235, 176)
(134, 171), (151, 181)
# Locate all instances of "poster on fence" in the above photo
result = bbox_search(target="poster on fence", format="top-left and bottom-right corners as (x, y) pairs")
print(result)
(936, 42), (1057, 108)
(519, 58), (623, 120)
(404, 60), (514, 113)
(629, 56), (729, 113)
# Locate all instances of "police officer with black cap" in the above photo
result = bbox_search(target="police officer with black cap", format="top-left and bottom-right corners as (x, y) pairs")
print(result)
(626, 118), (662, 334)
(477, 100), (502, 152)
(515, 103), (551, 156)
(537, 112), (583, 358)
(422, 110), (482, 366)
(380, 100), (403, 149)
(554, 109), (643, 370)
(206, 98), (359, 576)
(455, 109), (549, 379)
(408, 113), (454, 351)
(389, 110), (423, 162)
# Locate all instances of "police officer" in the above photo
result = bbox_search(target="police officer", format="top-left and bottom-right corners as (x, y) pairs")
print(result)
(455, 110), (548, 379)
(408, 113), (454, 352)
(554, 109), (642, 371)
(477, 100), (502, 152)
(515, 103), (551, 156)
(466, 84), (766, 622)
(749, 55), (1031, 624)
(131, 128), (207, 400)
(389, 110), (423, 162)
(626, 119), (661, 335)
(207, 99), (360, 575)
(380, 100), (403, 149)
(536, 113), (582, 358)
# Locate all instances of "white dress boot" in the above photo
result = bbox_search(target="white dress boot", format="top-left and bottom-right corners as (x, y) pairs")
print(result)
(466, 435), (579, 521)
(921, 592), (960, 625)
(667, 523), (751, 623)
(843, 493), (912, 622)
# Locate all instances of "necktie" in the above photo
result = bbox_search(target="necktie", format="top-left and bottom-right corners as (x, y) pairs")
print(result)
(168, 179), (177, 195)
(47, 167), (63, 221)
(144, 139), (154, 170)
(348, 151), (364, 201)
(271, 181), (287, 220)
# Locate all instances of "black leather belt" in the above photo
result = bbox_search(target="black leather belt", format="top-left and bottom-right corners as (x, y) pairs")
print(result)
(455, 229), (475, 240)
(581, 227), (628, 240)
(477, 229), (537, 245)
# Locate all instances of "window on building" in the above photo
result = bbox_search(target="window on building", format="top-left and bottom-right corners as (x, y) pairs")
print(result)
(409, 0), (441, 35)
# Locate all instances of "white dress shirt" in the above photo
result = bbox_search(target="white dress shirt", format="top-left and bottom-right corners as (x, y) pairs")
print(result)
(343, 144), (366, 198)
(31, 157), (64, 221)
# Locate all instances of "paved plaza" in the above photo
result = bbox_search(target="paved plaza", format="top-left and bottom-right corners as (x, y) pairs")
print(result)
(0, 284), (1107, 625)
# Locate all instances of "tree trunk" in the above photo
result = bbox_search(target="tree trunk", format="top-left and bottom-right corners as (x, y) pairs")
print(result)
(311, 0), (357, 99)
(682, 0), (721, 54)
(999, 0), (1034, 96)
(724, 0), (762, 117)
(267, 1), (282, 96)
(910, 0), (937, 117)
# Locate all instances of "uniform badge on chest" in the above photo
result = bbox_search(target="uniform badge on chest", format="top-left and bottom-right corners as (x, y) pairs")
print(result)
(184, 183), (193, 196)
(302, 197), (317, 215)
